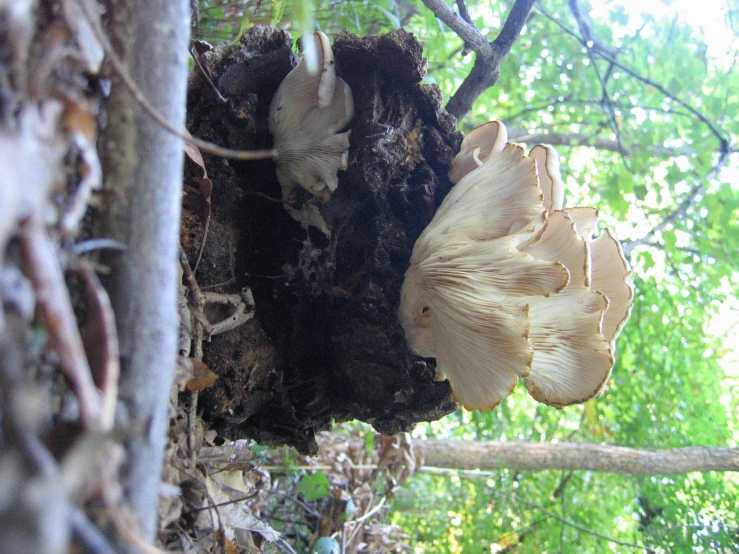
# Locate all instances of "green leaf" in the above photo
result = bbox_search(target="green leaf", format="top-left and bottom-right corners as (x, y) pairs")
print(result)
(312, 536), (340, 554)
(296, 471), (331, 501)
(271, 0), (287, 24)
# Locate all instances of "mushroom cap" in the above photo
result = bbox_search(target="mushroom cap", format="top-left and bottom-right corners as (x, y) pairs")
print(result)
(402, 143), (579, 410)
(565, 206), (634, 347)
(449, 121), (508, 184)
(399, 122), (634, 411)
(590, 228), (634, 346)
(269, 31), (354, 203)
(414, 143), (545, 263)
(519, 211), (615, 406)
(523, 287), (614, 407)
(529, 144), (565, 214)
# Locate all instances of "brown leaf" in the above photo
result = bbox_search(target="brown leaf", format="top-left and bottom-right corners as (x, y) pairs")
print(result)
(63, 101), (97, 142)
(79, 261), (119, 431)
(184, 134), (207, 179)
(186, 359), (219, 392)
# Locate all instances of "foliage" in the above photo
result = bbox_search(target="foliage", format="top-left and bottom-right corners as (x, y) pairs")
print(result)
(197, 0), (739, 551)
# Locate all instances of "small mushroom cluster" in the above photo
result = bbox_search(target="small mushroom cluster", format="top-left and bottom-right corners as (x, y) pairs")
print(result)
(268, 32), (353, 235)
(399, 121), (633, 411)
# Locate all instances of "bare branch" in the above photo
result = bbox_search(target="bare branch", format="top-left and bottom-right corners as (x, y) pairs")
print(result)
(418, 440), (739, 474)
(423, 0), (536, 120)
(506, 127), (682, 156)
(420, 0), (490, 54)
(19, 220), (103, 429)
(494, 0), (537, 58)
(78, 260), (120, 431)
(455, 0), (473, 26)
(213, 439), (739, 475)
(566, 0), (628, 163)
(536, 3), (730, 153)
(566, 0), (619, 56)
(97, 0), (190, 544)
(514, 494), (643, 548)
(622, 150), (730, 255)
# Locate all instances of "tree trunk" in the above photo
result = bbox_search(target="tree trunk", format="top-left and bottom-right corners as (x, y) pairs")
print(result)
(418, 440), (739, 474)
(98, 0), (190, 544)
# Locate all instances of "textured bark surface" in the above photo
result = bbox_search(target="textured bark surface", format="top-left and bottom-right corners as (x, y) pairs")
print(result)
(184, 26), (462, 454)
(99, 0), (190, 543)
(419, 440), (739, 474)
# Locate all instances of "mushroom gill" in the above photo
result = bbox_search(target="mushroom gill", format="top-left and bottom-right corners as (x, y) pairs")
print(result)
(268, 31), (353, 234)
(399, 120), (633, 410)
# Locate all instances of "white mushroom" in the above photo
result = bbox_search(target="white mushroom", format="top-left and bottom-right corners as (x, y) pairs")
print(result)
(448, 121), (508, 184)
(566, 206), (634, 349)
(529, 144), (564, 215)
(399, 121), (633, 410)
(269, 31), (354, 204)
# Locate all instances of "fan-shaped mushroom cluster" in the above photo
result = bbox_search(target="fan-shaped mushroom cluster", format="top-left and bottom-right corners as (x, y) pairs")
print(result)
(268, 31), (353, 235)
(399, 121), (633, 411)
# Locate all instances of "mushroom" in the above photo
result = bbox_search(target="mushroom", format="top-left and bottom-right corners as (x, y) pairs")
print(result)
(529, 144), (564, 215)
(565, 206), (634, 349)
(269, 31), (353, 205)
(448, 120), (508, 184)
(399, 121), (633, 410)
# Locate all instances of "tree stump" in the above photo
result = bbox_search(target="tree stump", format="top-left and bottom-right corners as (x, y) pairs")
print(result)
(184, 26), (461, 454)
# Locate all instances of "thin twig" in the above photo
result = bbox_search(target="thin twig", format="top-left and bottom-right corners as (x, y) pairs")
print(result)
(72, 238), (127, 255)
(111, 510), (173, 554)
(243, 190), (296, 206)
(536, 3), (730, 153)
(60, 126), (103, 237)
(20, 219), (102, 429)
(78, 259), (120, 431)
(514, 494), (643, 549)
(622, 150), (730, 254)
(74, 0), (277, 161)
(179, 249), (207, 359)
(506, 127), (688, 157)
(421, 0), (490, 54)
(455, 0), (473, 25)
(189, 43), (228, 104)
(70, 507), (119, 554)
(566, 0), (628, 164)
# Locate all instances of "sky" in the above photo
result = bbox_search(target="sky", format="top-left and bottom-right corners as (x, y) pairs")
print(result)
(591, 0), (738, 59)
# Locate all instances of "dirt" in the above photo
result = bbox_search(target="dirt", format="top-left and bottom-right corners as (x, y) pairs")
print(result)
(184, 26), (461, 454)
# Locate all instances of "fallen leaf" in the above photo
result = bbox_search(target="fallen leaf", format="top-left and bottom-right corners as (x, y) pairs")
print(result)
(186, 359), (219, 392)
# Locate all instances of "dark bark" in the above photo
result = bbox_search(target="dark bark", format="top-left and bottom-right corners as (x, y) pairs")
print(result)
(184, 27), (461, 454)
(98, 0), (190, 543)
(422, 0), (535, 120)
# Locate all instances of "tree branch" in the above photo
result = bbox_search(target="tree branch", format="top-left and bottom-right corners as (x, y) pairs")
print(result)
(506, 127), (682, 156)
(455, 0), (473, 26)
(513, 495), (642, 548)
(418, 440), (739, 474)
(420, 0), (490, 54)
(622, 150), (730, 255)
(536, 2), (730, 153)
(207, 439), (739, 475)
(422, 0), (536, 120)
(566, 0), (628, 163)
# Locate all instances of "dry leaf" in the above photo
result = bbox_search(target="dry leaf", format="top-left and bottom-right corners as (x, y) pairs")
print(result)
(186, 359), (219, 392)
